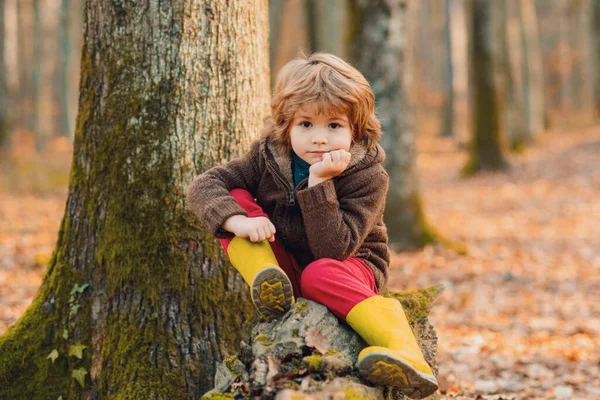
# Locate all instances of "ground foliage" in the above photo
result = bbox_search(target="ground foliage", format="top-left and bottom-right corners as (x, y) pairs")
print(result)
(1, 127), (599, 399)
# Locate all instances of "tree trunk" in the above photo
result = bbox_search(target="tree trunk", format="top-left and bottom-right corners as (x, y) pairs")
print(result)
(503, 0), (528, 150)
(449, 0), (470, 146)
(350, 0), (441, 249)
(306, 0), (349, 58)
(594, 0), (600, 112)
(269, 0), (310, 89)
(573, 0), (596, 121)
(32, 0), (43, 150)
(520, 0), (545, 137)
(0, 0), (8, 150)
(464, 0), (509, 174)
(56, 0), (72, 138)
(441, 0), (454, 138)
(16, 0), (31, 132)
(0, 1), (269, 399)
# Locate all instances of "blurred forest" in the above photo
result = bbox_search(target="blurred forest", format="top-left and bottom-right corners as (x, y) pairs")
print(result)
(1, 0), (599, 398)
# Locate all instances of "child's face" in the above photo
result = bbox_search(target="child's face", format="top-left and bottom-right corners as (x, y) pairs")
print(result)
(289, 106), (352, 165)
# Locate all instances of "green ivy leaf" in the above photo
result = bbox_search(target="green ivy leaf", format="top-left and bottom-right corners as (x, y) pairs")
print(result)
(72, 367), (87, 388)
(62, 329), (68, 340)
(68, 343), (87, 359)
(47, 349), (59, 363)
(70, 283), (89, 295)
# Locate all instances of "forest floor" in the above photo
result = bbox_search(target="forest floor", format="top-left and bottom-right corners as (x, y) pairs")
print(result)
(1, 127), (599, 399)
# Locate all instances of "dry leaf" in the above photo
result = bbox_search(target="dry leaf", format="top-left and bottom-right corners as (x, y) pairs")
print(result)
(305, 328), (330, 354)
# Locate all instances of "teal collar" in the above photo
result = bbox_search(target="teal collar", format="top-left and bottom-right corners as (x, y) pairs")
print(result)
(292, 151), (310, 186)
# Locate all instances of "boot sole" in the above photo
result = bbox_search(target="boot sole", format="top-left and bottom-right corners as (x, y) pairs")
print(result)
(358, 352), (438, 399)
(251, 266), (294, 320)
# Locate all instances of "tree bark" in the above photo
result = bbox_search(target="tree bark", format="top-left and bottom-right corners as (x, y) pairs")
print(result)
(0, 1), (269, 399)
(464, 0), (509, 174)
(350, 0), (441, 249)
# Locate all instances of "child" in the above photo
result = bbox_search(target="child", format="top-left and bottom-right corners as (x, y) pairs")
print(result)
(186, 53), (438, 398)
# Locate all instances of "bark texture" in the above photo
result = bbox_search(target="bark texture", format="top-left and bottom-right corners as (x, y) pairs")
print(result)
(350, 0), (440, 248)
(464, 0), (509, 174)
(0, 1), (269, 399)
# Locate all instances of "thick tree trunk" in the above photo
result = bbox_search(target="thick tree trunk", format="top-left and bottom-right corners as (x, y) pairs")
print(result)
(464, 0), (509, 174)
(0, 0), (8, 150)
(0, 1), (269, 399)
(350, 0), (440, 249)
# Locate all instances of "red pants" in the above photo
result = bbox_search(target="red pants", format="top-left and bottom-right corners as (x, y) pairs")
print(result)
(219, 189), (378, 320)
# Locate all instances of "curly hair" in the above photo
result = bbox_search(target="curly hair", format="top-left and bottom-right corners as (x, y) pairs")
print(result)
(262, 53), (381, 154)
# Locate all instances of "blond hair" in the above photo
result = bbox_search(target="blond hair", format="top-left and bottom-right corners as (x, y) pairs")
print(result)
(262, 53), (381, 153)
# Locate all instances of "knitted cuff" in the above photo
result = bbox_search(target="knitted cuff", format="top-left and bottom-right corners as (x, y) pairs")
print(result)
(296, 179), (338, 212)
(204, 199), (248, 236)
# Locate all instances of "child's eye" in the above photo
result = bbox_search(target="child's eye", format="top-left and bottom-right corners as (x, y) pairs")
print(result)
(329, 123), (341, 129)
(300, 121), (312, 128)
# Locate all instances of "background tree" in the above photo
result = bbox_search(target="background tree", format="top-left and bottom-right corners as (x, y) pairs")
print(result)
(520, 0), (545, 138)
(595, 0), (600, 112)
(502, 0), (528, 150)
(55, 0), (72, 138)
(0, 1), (269, 398)
(0, 0), (8, 151)
(306, 0), (349, 58)
(350, 0), (444, 249)
(463, 0), (509, 174)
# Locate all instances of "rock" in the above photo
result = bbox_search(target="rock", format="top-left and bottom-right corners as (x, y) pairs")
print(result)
(202, 286), (443, 400)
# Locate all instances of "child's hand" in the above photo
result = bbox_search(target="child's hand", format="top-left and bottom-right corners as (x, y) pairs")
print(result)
(222, 215), (276, 243)
(308, 149), (351, 187)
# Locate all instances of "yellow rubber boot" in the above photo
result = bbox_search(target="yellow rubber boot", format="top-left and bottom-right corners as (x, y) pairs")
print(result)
(228, 237), (294, 320)
(345, 295), (438, 399)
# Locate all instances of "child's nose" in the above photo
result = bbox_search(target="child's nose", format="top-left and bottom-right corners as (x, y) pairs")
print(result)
(312, 130), (327, 144)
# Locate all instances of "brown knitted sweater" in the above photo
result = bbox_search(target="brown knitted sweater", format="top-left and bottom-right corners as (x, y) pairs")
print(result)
(186, 136), (391, 292)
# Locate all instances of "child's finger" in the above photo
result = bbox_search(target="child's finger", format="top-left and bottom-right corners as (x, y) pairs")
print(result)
(249, 231), (258, 242)
(331, 150), (341, 163)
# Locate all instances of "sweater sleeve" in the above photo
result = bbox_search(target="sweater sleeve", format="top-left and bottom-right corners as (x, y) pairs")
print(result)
(296, 169), (389, 260)
(185, 141), (262, 237)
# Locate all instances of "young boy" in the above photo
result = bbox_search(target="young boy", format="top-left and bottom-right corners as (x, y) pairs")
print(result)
(186, 53), (438, 398)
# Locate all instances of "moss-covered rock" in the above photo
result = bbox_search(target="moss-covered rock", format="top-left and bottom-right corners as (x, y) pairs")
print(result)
(206, 292), (443, 399)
